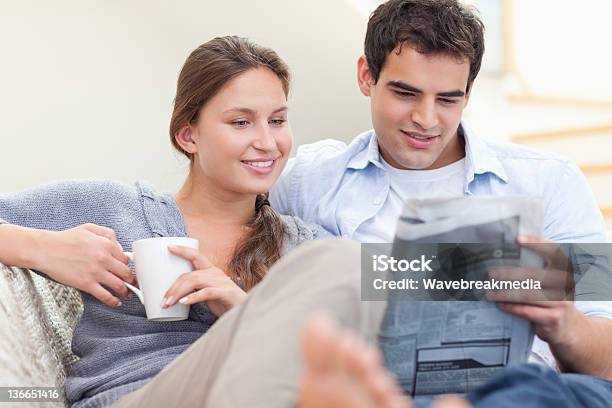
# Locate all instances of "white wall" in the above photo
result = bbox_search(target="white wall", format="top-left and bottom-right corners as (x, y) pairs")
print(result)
(0, 0), (372, 192)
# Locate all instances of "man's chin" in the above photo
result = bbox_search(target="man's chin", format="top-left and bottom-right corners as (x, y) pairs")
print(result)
(393, 156), (437, 171)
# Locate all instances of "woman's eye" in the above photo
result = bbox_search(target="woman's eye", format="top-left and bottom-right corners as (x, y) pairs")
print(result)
(232, 120), (250, 127)
(269, 119), (286, 126)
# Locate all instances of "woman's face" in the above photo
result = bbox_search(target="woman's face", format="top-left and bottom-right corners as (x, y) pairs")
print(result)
(190, 67), (292, 197)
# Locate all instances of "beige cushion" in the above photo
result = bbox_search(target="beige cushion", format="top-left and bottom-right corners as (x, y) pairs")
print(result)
(0, 263), (82, 404)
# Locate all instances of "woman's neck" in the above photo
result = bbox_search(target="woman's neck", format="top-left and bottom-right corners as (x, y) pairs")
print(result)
(175, 171), (255, 229)
(174, 171), (256, 270)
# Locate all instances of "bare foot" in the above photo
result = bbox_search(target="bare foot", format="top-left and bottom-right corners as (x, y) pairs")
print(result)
(298, 314), (473, 408)
(298, 314), (410, 408)
(432, 396), (472, 408)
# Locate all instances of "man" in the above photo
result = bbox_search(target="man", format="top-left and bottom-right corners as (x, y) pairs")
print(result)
(271, 0), (612, 387)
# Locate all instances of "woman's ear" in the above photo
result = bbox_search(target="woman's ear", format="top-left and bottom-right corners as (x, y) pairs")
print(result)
(175, 125), (198, 154)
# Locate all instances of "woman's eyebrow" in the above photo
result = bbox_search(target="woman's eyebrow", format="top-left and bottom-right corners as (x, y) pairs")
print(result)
(222, 106), (288, 114)
(223, 107), (256, 114)
(271, 106), (288, 114)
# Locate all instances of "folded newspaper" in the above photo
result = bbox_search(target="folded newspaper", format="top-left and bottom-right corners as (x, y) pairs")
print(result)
(379, 197), (543, 399)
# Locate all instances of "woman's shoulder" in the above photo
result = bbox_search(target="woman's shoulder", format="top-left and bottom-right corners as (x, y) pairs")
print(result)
(0, 179), (142, 231)
(1, 178), (139, 206)
(36, 178), (136, 196)
(280, 214), (331, 253)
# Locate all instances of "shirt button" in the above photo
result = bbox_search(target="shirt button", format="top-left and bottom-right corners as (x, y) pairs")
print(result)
(373, 198), (382, 205)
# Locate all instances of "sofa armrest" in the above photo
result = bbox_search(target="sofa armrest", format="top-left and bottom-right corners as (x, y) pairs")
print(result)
(0, 263), (82, 398)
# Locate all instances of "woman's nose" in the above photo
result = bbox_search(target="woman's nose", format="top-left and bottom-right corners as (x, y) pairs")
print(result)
(253, 125), (277, 151)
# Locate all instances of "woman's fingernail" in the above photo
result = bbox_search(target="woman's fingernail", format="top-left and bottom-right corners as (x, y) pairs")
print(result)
(165, 296), (174, 307)
(160, 297), (167, 308)
(117, 301), (122, 307)
(179, 296), (189, 304)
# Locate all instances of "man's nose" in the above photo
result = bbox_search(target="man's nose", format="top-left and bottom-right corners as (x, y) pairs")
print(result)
(410, 100), (439, 131)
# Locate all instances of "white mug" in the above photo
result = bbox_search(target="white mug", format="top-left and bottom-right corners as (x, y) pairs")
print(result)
(123, 237), (198, 321)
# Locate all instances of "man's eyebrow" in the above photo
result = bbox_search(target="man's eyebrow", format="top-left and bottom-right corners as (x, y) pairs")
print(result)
(387, 81), (465, 98)
(437, 90), (465, 98)
(387, 81), (422, 94)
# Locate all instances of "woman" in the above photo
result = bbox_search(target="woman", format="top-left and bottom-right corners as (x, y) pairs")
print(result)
(0, 36), (327, 407)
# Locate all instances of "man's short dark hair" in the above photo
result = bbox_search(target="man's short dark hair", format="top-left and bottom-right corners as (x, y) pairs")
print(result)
(365, 0), (485, 89)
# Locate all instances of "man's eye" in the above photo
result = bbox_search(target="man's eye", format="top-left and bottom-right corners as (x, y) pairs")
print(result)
(439, 98), (458, 105)
(232, 120), (250, 127)
(394, 91), (415, 98)
(269, 119), (286, 126)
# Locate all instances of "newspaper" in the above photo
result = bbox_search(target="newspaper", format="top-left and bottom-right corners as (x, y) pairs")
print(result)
(381, 197), (542, 399)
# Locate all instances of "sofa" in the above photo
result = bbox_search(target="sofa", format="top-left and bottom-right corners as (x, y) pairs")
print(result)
(0, 263), (82, 407)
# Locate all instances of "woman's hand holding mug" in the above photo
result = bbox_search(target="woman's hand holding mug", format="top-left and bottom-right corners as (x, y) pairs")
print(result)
(35, 223), (134, 308)
(161, 245), (247, 317)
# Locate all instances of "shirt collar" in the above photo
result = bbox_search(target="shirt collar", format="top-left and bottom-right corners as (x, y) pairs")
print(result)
(346, 130), (384, 170)
(346, 124), (508, 187)
(462, 122), (508, 187)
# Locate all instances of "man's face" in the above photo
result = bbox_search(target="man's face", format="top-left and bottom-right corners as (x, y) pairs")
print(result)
(358, 45), (471, 170)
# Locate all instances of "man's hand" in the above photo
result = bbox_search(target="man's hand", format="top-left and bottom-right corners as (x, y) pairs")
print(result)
(487, 235), (574, 302)
(486, 235), (593, 371)
(495, 300), (583, 349)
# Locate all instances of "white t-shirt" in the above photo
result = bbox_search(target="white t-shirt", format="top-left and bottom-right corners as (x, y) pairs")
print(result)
(352, 158), (466, 243)
(350, 156), (584, 369)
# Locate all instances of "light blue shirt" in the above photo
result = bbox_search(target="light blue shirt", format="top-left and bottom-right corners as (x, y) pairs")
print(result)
(270, 125), (612, 353)
(271, 124), (607, 244)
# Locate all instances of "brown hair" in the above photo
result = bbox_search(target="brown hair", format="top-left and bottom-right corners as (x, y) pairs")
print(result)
(170, 36), (289, 290)
(365, 0), (485, 90)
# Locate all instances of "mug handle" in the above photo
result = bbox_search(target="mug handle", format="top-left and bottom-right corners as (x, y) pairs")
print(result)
(122, 251), (144, 304)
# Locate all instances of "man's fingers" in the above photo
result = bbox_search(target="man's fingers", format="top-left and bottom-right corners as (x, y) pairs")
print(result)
(486, 288), (553, 302)
(89, 283), (122, 308)
(488, 266), (552, 283)
(168, 245), (213, 270)
(496, 300), (562, 308)
(517, 235), (568, 264)
(488, 266), (571, 295)
(496, 302), (560, 325)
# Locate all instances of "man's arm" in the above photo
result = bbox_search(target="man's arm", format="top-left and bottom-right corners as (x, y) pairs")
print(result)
(497, 160), (612, 377)
(497, 299), (612, 379)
